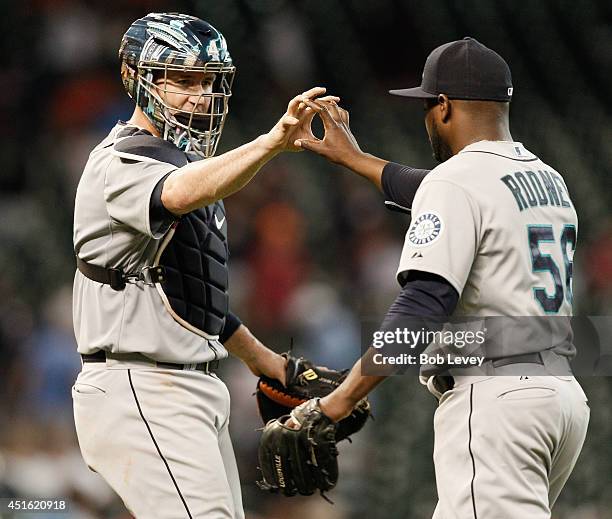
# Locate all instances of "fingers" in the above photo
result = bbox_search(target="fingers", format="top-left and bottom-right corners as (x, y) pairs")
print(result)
(301, 86), (327, 99)
(326, 101), (342, 121)
(287, 88), (339, 116)
(281, 114), (300, 126)
(301, 98), (325, 113)
(294, 138), (321, 151)
(301, 98), (341, 131)
(318, 100), (351, 130)
(301, 105), (318, 130)
(285, 416), (300, 430)
(323, 101), (349, 126)
(298, 95), (339, 112)
(286, 96), (302, 118)
(339, 106), (349, 126)
(287, 86), (327, 117)
(317, 95), (341, 103)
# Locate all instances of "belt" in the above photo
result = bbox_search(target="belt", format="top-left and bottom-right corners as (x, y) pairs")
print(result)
(81, 350), (220, 374)
(427, 352), (549, 398)
(490, 352), (543, 368)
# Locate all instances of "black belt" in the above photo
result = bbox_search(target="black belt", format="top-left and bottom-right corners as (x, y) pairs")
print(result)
(81, 350), (219, 373)
(76, 256), (165, 291)
(435, 352), (546, 394)
(490, 352), (544, 368)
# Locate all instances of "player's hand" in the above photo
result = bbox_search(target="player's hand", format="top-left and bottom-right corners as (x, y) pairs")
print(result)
(258, 352), (288, 386)
(294, 99), (363, 166)
(285, 393), (352, 429)
(319, 392), (355, 422)
(263, 87), (340, 153)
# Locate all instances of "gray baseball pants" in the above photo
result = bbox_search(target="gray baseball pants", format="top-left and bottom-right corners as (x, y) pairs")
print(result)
(73, 361), (244, 518)
(431, 374), (589, 519)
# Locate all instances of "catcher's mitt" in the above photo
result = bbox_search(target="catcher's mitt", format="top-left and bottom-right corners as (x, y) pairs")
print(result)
(256, 353), (370, 441)
(258, 398), (338, 497)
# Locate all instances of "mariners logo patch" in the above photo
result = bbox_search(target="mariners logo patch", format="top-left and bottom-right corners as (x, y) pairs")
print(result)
(408, 212), (443, 247)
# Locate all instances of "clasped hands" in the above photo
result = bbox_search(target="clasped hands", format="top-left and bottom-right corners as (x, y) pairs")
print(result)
(267, 87), (362, 166)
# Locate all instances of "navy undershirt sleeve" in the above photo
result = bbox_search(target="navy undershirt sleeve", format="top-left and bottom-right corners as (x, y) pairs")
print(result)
(149, 173), (178, 236)
(381, 162), (431, 213)
(219, 311), (243, 343)
(374, 271), (459, 374)
(372, 272), (459, 376)
(381, 271), (459, 328)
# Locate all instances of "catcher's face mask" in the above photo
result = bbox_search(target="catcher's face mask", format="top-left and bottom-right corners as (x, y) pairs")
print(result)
(139, 63), (234, 157)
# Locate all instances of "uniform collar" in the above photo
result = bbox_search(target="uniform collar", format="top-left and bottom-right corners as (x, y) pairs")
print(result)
(458, 140), (538, 161)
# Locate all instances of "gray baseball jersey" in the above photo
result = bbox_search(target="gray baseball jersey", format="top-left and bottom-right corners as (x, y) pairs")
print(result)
(73, 122), (227, 363)
(72, 123), (244, 518)
(398, 141), (588, 518)
(397, 140), (577, 360)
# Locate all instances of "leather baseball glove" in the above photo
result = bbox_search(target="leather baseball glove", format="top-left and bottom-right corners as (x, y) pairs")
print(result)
(256, 353), (370, 442)
(257, 398), (339, 497)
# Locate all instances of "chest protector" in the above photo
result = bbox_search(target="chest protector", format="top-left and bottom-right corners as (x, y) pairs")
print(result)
(114, 127), (229, 339)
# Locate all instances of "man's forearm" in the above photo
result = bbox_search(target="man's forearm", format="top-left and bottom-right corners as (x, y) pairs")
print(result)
(223, 324), (286, 382)
(342, 152), (388, 191)
(162, 135), (279, 215)
(335, 356), (386, 405)
(320, 350), (387, 422)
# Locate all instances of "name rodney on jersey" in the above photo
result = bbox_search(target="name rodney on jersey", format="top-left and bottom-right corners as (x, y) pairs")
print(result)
(501, 169), (572, 211)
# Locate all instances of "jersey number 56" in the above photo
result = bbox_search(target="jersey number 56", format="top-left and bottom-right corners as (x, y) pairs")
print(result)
(528, 224), (576, 314)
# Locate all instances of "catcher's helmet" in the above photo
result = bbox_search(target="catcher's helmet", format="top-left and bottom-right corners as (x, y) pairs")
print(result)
(119, 13), (235, 157)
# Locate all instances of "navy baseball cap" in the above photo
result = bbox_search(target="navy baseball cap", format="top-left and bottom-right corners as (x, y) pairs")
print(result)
(389, 37), (513, 102)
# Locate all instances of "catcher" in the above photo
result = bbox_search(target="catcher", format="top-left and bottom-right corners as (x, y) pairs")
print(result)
(256, 353), (370, 498)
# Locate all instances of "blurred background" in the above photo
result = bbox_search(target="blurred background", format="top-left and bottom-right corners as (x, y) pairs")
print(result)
(1, 0), (611, 517)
